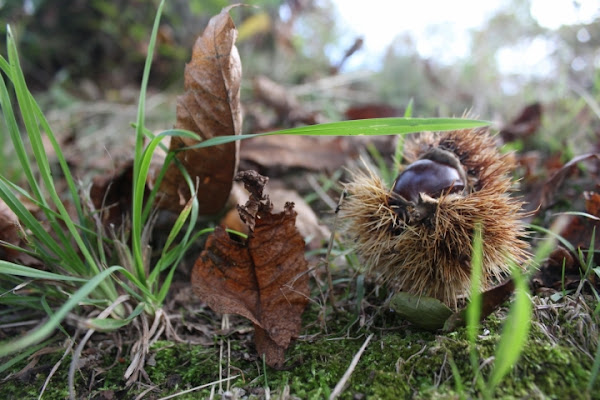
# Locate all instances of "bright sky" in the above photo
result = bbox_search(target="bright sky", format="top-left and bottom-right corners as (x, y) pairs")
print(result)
(330, 0), (600, 73)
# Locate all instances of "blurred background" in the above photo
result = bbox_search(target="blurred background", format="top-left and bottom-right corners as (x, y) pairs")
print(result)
(0, 0), (599, 159)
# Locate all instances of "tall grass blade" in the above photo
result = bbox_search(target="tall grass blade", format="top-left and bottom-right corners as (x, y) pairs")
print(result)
(131, 0), (166, 287)
(168, 117), (490, 149)
(487, 266), (532, 392)
(466, 225), (483, 343)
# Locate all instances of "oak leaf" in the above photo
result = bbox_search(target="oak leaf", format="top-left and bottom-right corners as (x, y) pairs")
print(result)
(192, 171), (309, 368)
(157, 5), (242, 214)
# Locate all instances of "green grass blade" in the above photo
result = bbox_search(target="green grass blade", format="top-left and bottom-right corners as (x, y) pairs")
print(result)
(5, 28), (105, 278)
(448, 357), (466, 400)
(131, 0), (166, 288)
(31, 100), (85, 222)
(0, 265), (124, 357)
(165, 117), (490, 149)
(466, 225), (483, 343)
(6, 28), (53, 204)
(84, 303), (145, 331)
(0, 178), (67, 262)
(487, 266), (532, 392)
(0, 63), (37, 188)
(404, 99), (414, 118)
(466, 224), (484, 389)
(0, 261), (87, 281)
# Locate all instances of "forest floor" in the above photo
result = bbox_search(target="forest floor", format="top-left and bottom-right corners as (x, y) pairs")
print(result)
(1, 83), (599, 400)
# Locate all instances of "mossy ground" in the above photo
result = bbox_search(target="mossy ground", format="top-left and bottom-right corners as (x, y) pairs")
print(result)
(1, 292), (598, 399)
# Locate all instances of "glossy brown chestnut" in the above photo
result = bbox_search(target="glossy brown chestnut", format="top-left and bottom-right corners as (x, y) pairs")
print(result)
(391, 158), (464, 203)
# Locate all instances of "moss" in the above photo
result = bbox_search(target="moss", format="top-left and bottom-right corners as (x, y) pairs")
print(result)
(1, 297), (598, 399)
(0, 344), (131, 399)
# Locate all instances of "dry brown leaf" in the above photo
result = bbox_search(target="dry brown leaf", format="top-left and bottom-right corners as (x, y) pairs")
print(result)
(444, 280), (516, 331)
(499, 102), (542, 142)
(192, 171), (309, 368)
(344, 103), (402, 120)
(223, 183), (331, 249)
(241, 135), (356, 172)
(157, 6), (242, 215)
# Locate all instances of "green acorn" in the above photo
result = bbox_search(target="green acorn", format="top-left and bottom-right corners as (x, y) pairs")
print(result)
(341, 128), (530, 309)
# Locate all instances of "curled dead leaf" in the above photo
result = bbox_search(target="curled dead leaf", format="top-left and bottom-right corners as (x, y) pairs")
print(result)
(157, 5), (242, 215)
(192, 171), (309, 368)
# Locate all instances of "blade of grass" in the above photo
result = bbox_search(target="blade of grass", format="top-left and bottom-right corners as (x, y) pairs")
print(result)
(131, 0), (166, 288)
(0, 261), (88, 282)
(84, 303), (145, 331)
(0, 265), (124, 357)
(5, 28), (112, 288)
(466, 225), (483, 343)
(466, 224), (484, 389)
(165, 117), (490, 150)
(486, 265), (532, 393)
(448, 356), (466, 400)
(0, 63), (41, 198)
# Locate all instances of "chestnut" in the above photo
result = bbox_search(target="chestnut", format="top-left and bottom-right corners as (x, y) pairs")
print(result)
(391, 158), (465, 204)
(341, 128), (530, 309)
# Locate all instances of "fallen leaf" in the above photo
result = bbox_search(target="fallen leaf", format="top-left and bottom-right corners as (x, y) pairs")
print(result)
(157, 6), (242, 215)
(344, 103), (402, 120)
(224, 183), (331, 249)
(444, 280), (515, 331)
(499, 102), (542, 142)
(192, 171), (309, 368)
(240, 135), (356, 172)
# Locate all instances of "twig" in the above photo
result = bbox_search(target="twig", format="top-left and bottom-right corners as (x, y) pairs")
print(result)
(134, 384), (159, 400)
(38, 336), (77, 400)
(69, 295), (130, 400)
(329, 333), (374, 400)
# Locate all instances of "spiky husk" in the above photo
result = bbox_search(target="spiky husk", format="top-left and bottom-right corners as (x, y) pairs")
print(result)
(341, 128), (530, 309)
